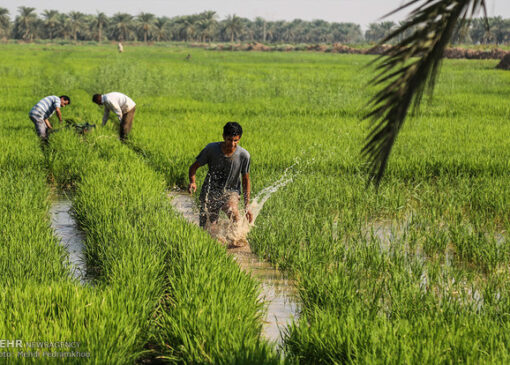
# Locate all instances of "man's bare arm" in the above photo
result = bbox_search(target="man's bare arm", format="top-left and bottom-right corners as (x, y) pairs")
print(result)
(242, 173), (253, 223)
(188, 161), (201, 194)
(242, 173), (251, 206)
(44, 119), (52, 129)
(55, 107), (63, 123)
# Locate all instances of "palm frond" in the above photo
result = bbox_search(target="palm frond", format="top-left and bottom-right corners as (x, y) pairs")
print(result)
(363, 0), (487, 186)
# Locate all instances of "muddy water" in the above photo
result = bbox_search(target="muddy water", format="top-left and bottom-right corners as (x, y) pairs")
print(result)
(169, 191), (300, 344)
(49, 197), (88, 283)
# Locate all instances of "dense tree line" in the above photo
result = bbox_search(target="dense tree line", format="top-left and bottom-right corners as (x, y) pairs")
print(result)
(0, 6), (508, 44)
(366, 17), (510, 45)
(0, 7), (363, 43)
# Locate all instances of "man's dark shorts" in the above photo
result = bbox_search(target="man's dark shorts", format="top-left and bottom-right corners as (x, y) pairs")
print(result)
(199, 190), (239, 228)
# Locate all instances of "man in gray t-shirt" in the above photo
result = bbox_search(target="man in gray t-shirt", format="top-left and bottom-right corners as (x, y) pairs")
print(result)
(188, 122), (253, 228)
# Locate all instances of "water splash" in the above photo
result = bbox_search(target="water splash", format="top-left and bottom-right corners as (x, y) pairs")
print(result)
(168, 166), (300, 344)
(251, 175), (294, 220)
(210, 162), (297, 247)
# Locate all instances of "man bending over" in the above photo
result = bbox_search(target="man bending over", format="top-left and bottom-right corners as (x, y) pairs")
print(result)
(29, 95), (71, 142)
(92, 92), (136, 140)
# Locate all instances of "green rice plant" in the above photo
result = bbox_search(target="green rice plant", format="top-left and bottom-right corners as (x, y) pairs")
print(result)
(0, 129), (159, 362)
(47, 129), (278, 363)
(110, 47), (508, 362)
(1, 43), (508, 363)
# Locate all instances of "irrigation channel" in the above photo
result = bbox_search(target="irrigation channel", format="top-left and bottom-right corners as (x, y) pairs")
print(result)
(49, 195), (88, 283)
(169, 190), (300, 344)
(49, 190), (300, 344)
(48, 187), (506, 349)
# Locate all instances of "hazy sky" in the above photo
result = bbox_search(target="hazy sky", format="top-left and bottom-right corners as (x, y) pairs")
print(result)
(3, 0), (509, 28)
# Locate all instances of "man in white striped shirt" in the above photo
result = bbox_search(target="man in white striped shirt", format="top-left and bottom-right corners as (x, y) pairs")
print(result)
(29, 95), (71, 141)
(92, 92), (136, 141)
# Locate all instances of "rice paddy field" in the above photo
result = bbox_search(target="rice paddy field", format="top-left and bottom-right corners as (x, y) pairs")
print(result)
(0, 43), (509, 363)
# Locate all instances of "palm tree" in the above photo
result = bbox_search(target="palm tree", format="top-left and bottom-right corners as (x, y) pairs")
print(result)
(57, 13), (71, 40)
(336, 23), (363, 44)
(289, 19), (307, 43)
(110, 13), (134, 41)
(281, 22), (295, 43)
(90, 12), (108, 42)
(365, 23), (381, 43)
(264, 21), (276, 43)
(197, 11), (217, 42)
(363, 0), (488, 185)
(379, 21), (397, 42)
(365, 22), (396, 43)
(0, 8), (10, 39)
(469, 17), (494, 44)
(253, 17), (265, 42)
(223, 14), (243, 43)
(14, 6), (38, 41)
(452, 20), (472, 44)
(176, 16), (197, 42)
(68, 11), (85, 42)
(42, 10), (59, 40)
(153, 17), (170, 42)
(137, 12), (155, 43)
(309, 19), (330, 43)
(240, 17), (254, 41)
(487, 17), (510, 44)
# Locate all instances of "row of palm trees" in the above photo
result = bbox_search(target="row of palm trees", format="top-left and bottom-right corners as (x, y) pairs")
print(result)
(1, 6), (507, 46)
(0, 7), (364, 44)
(365, 16), (510, 45)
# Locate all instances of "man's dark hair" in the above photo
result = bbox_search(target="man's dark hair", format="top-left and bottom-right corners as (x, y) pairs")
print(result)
(92, 94), (102, 104)
(60, 95), (71, 104)
(223, 122), (243, 137)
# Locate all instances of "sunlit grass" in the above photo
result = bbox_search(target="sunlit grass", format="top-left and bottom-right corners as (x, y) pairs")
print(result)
(0, 43), (508, 363)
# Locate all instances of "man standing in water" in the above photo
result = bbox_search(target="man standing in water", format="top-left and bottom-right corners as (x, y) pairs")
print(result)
(92, 92), (136, 140)
(188, 122), (253, 236)
(29, 95), (71, 143)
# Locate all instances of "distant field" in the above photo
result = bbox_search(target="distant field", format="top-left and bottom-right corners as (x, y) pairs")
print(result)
(1, 43), (509, 363)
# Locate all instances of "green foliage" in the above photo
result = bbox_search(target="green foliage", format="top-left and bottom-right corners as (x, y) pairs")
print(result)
(1, 46), (278, 363)
(109, 47), (507, 363)
(363, 0), (488, 184)
(47, 128), (277, 362)
(0, 44), (509, 363)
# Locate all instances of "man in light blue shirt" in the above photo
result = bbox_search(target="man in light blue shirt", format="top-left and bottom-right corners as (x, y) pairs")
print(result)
(29, 95), (71, 142)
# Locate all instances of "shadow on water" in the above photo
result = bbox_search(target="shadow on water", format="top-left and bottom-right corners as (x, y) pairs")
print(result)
(49, 196), (89, 284)
(169, 191), (300, 345)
